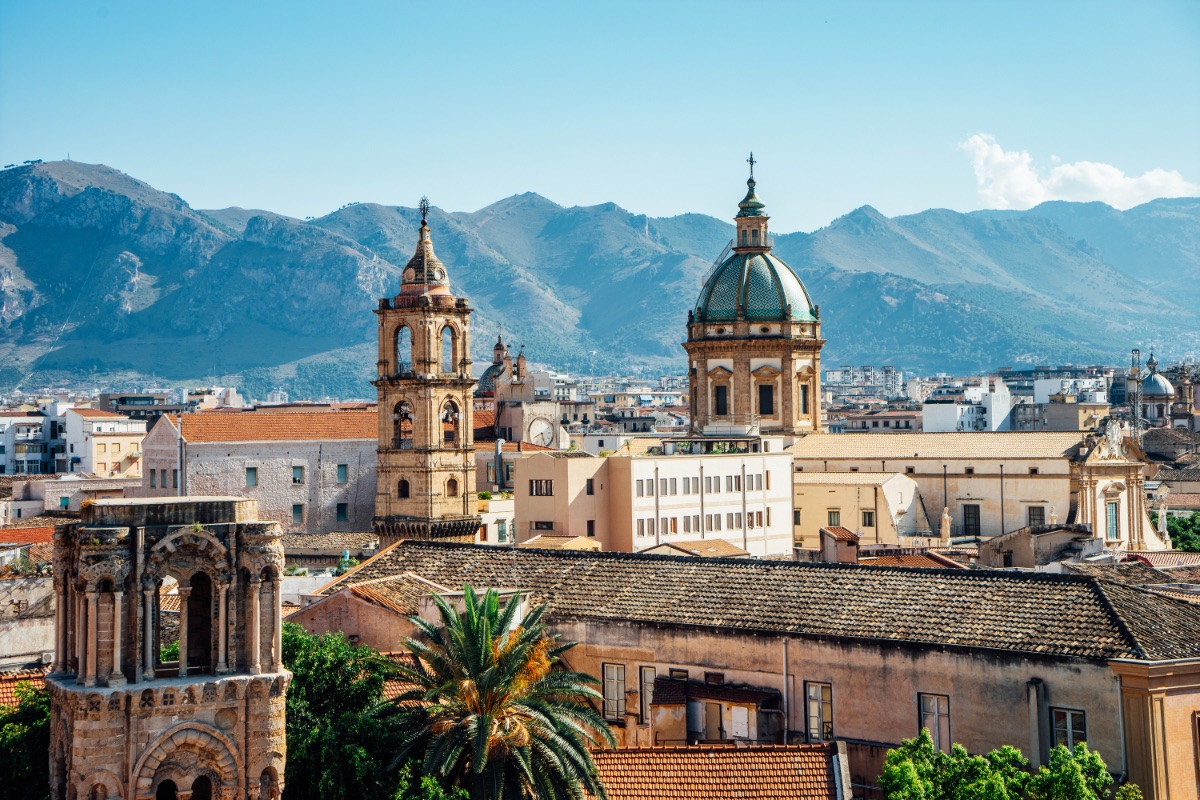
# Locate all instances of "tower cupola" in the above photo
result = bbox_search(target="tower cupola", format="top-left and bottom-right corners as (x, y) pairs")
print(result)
(400, 197), (451, 295)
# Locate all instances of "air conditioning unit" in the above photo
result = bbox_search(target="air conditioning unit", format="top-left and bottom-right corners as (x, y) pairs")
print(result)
(41, 652), (54, 664)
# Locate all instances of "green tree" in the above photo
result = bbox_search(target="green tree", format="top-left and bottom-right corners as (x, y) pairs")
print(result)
(880, 731), (1135, 800)
(393, 586), (615, 800)
(1151, 510), (1200, 552)
(0, 681), (51, 800)
(282, 623), (464, 800)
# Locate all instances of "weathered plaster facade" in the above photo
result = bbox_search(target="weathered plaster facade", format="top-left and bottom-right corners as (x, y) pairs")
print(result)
(47, 497), (288, 800)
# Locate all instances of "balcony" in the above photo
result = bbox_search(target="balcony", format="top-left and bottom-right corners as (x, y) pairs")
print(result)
(702, 414), (761, 437)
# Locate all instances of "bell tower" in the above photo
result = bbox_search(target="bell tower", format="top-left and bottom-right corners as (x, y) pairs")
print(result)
(373, 198), (480, 545)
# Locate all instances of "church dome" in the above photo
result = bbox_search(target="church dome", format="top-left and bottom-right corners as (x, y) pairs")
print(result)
(694, 251), (816, 323)
(1143, 373), (1175, 397)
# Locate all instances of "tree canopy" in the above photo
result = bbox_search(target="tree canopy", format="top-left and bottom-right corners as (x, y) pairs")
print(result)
(0, 680), (51, 800)
(1152, 510), (1200, 552)
(879, 728), (1142, 800)
(392, 586), (615, 800)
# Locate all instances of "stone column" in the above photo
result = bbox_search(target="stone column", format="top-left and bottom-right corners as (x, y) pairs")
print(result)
(250, 577), (262, 674)
(217, 583), (229, 673)
(53, 582), (66, 673)
(142, 588), (155, 680)
(110, 590), (125, 685)
(85, 590), (99, 687)
(74, 590), (86, 683)
(271, 578), (283, 671)
(178, 586), (190, 678)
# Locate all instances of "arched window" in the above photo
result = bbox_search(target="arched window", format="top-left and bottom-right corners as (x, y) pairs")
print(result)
(441, 399), (461, 447)
(446, 478), (459, 497)
(155, 780), (178, 800)
(398, 479), (410, 499)
(393, 400), (414, 449)
(187, 572), (213, 673)
(441, 326), (456, 374)
(191, 776), (213, 800)
(395, 326), (412, 375)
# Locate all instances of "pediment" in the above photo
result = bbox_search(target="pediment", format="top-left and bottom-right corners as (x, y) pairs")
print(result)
(752, 365), (782, 379)
(707, 366), (734, 380)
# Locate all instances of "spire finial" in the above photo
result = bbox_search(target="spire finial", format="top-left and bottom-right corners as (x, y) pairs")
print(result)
(419, 196), (430, 225)
(747, 152), (756, 179)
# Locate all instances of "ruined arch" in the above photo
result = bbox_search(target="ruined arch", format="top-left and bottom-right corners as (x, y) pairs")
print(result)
(132, 723), (241, 800)
(77, 769), (123, 800)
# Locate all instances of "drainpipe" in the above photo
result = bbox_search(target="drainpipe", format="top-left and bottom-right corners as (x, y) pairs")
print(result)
(1114, 673), (1127, 776)
(177, 429), (185, 497)
(699, 463), (705, 540)
(654, 465), (661, 546)
(741, 462), (748, 552)
(781, 637), (790, 744)
(1026, 679), (1043, 769)
(1000, 464), (1006, 536)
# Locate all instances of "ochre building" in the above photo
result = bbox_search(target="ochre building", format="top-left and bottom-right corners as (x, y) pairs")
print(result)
(372, 202), (480, 545)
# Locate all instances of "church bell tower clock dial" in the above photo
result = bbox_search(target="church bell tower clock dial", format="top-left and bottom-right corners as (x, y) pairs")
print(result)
(529, 417), (555, 447)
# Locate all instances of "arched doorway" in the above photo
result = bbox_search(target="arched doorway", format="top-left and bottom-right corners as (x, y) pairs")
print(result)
(155, 779), (177, 800)
(187, 573), (212, 673)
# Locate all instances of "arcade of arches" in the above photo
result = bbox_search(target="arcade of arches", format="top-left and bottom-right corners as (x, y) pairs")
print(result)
(47, 498), (289, 800)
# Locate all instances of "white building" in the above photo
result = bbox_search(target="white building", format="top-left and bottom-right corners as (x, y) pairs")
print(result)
(0, 414), (48, 475)
(63, 408), (146, 476)
(922, 378), (1014, 432)
(1032, 378), (1108, 405)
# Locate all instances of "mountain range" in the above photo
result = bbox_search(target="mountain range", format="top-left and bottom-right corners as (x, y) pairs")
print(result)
(1, 160), (1197, 399)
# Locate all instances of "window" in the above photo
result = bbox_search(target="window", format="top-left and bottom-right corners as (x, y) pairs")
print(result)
(714, 385), (729, 416)
(1028, 506), (1045, 527)
(441, 326), (456, 373)
(293, 466), (305, 484)
(905, 466), (915, 474)
(337, 464), (348, 484)
(640, 666), (656, 720)
(587, 520), (595, 537)
(684, 516), (692, 533)
(1051, 708), (1086, 748)
(714, 514), (722, 531)
(98, 443), (107, 453)
(765, 471), (771, 490)
(1106, 501), (1119, 540)
(827, 509), (841, 527)
(150, 470), (157, 488)
(336, 503), (348, 522)
(112, 443), (121, 453)
(1029, 467), (1039, 476)
(793, 510), (802, 526)
(636, 480), (644, 497)
(756, 511), (763, 527)
(497, 520), (508, 543)
(734, 475), (741, 491)
(670, 517), (678, 534)
(97, 462), (107, 472)
(692, 477), (699, 494)
(965, 467), (975, 475)
(801, 385), (809, 415)
(172, 469), (179, 489)
(806, 682), (833, 741)
(529, 480), (554, 497)
(669, 668), (688, 680)
(735, 513), (742, 528)
(398, 479), (410, 499)
(648, 519), (656, 535)
(638, 519), (645, 537)
(693, 514), (700, 531)
(682, 478), (691, 495)
(534, 521), (554, 531)
(246, 467), (257, 487)
(660, 479), (668, 496)
(919, 694), (951, 753)
(669, 478), (677, 495)
(705, 514), (713, 531)
(292, 504), (304, 524)
(726, 476), (733, 492)
(766, 508), (772, 525)
(395, 326), (412, 373)
(963, 504), (981, 538)
(586, 479), (594, 496)
(759, 384), (774, 416)
(862, 510), (876, 528)
(704, 672), (724, 685)
(603, 664), (626, 720)
(705, 476), (713, 493)
(646, 480), (655, 496)
(661, 517), (668, 533)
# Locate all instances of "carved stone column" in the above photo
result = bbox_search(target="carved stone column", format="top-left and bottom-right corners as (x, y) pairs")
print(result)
(53, 581), (67, 674)
(84, 589), (99, 687)
(250, 577), (262, 675)
(142, 588), (155, 680)
(217, 583), (229, 674)
(271, 578), (283, 671)
(178, 586), (190, 678)
(110, 590), (125, 685)
(74, 590), (86, 684)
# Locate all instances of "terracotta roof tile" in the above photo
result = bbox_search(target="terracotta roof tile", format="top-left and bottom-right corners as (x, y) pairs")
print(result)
(0, 526), (55, 545)
(589, 744), (839, 800)
(180, 410), (377, 443)
(281, 531), (379, 552)
(1126, 550), (1200, 568)
(324, 541), (1200, 661)
(859, 553), (964, 569)
(69, 408), (129, 419)
(821, 526), (859, 542)
(645, 539), (750, 558)
(0, 667), (48, 707)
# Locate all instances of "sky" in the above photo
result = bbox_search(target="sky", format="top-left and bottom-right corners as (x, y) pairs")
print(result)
(2, 1), (1198, 233)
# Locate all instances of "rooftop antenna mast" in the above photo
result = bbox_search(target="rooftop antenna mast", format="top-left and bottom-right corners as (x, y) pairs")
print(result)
(1129, 348), (1143, 442)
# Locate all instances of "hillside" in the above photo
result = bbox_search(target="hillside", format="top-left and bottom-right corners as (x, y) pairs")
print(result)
(0, 161), (1196, 398)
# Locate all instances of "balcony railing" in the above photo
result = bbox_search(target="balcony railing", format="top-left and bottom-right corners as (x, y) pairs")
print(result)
(702, 414), (761, 436)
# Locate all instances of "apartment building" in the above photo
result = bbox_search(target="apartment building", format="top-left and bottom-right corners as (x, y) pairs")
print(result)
(63, 408), (146, 477)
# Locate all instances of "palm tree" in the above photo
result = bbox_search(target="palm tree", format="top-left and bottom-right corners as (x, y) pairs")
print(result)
(392, 585), (615, 800)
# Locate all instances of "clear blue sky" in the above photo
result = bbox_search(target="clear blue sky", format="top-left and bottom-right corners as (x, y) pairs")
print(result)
(2, 0), (1197, 232)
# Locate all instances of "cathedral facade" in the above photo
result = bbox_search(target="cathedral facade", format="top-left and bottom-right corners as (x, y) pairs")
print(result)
(47, 497), (288, 800)
(685, 168), (825, 439)
(372, 203), (480, 544)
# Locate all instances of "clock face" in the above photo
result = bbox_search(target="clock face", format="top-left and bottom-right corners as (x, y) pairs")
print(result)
(403, 268), (415, 282)
(529, 418), (555, 447)
(432, 267), (446, 282)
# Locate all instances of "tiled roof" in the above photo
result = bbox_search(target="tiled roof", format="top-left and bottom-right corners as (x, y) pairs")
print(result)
(789, 432), (1085, 460)
(1163, 493), (1200, 509)
(24, 542), (54, 564)
(650, 676), (780, 706)
(473, 410), (497, 441)
(69, 408), (129, 419)
(0, 666), (48, 707)
(475, 441), (553, 453)
(281, 602), (303, 619)
(0, 526), (55, 545)
(1160, 468), (1200, 482)
(180, 410), (376, 443)
(1145, 586), (1200, 605)
(324, 541), (1200, 661)
(281, 531), (379, 552)
(646, 539), (750, 558)
(1127, 550), (1200, 568)
(517, 534), (600, 551)
(589, 744), (839, 800)
(821, 526), (859, 542)
(1064, 561), (1175, 585)
(859, 553), (964, 569)
(1159, 566), (1200, 582)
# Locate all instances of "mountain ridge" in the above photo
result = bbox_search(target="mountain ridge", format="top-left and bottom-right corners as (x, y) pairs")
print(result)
(1, 160), (1196, 398)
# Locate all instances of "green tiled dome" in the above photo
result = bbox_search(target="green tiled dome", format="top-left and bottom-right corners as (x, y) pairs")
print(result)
(694, 251), (817, 323)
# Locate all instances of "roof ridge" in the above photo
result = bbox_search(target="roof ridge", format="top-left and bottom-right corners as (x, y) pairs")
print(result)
(1088, 580), (1148, 660)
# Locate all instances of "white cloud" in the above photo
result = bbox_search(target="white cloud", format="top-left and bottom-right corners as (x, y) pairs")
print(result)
(960, 133), (1198, 210)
